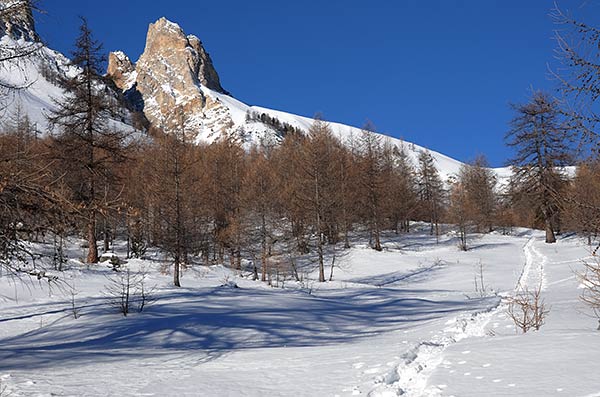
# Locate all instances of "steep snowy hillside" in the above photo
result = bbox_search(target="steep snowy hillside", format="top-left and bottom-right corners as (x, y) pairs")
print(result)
(108, 17), (477, 180)
(0, 5), (496, 180)
(0, 2), (137, 136)
(0, 39), (137, 135)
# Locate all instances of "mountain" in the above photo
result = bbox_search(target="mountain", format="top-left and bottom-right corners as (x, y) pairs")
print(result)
(108, 17), (488, 180)
(0, 4), (505, 180)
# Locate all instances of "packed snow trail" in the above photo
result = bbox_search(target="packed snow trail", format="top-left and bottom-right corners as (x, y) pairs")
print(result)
(368, 236), (549, 396)
(518, 237), (547, 292)
(368, 305), (500, 397)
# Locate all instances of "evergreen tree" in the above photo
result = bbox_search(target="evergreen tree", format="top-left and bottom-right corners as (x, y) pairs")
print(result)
(48, 18), (128, 263)
(505, 91), (573, 244)
(417, 150), (445, 237)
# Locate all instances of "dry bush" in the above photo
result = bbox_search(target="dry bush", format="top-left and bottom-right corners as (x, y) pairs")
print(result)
(104, 266), (156, 316)
(507, 284), (549, 333)
(579, 257), (600, 329)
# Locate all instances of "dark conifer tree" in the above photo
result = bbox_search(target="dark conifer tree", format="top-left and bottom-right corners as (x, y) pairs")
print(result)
(48, 18), (128, 263)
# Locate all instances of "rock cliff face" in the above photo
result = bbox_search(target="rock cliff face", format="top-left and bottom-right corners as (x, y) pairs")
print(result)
(107, 51), (135, 91)
(0, 0), (38, 42)
(108, 17), (235, 138)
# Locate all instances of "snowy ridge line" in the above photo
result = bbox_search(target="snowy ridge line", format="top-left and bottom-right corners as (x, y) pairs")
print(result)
(369, 299), (501, 397)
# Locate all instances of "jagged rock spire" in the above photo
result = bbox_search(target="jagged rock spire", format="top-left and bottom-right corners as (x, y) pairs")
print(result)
(108, 17), (233, 136)
(136, 17), (226, 94)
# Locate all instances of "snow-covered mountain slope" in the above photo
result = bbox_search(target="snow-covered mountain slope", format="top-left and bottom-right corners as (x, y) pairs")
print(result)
(0, 6), (500, 181)
(0, 0), (138, 137)
(203, 84), (472, 179)
(0, 35), (137, 136)
(109, 17), (481, 180)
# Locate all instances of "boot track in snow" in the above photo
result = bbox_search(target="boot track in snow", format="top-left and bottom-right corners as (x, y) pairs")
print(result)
(367, 237), (546, 396)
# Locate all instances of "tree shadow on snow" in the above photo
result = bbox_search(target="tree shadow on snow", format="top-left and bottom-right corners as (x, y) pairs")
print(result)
(0, 284), (497, 371)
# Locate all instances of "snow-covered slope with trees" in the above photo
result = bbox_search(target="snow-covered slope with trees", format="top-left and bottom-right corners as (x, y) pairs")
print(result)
(0, 228), (598, 396)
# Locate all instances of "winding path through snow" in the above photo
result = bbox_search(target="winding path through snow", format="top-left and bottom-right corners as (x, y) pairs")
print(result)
(518, 237), (547, 292)
(368, 237), (547, 397)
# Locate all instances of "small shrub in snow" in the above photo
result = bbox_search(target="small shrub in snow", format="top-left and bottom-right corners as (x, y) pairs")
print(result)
(104, 266), (156, 316)
(471, 260), (495, 298)
(578, 257), (600, 329)
(507, 284), (549, 333)
(70, 284), (80, 319)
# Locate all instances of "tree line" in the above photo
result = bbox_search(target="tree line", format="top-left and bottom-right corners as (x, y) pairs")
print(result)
(1, 6), (600, 288)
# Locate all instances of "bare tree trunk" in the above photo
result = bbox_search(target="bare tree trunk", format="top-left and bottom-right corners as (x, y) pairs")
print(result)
(545, 218), (556, 244)
(86, 212), (98, 263)
(317, 233), (325, 282)
(174, 257), (181, 287)
(103, 216), (110, 253)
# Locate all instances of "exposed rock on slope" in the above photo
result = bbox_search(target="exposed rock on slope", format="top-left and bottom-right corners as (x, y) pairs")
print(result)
(107, 17), (472, 179)
(107, 51), (135, 91)
(0, 0), (38, 42)
(108, 17), (235, 139)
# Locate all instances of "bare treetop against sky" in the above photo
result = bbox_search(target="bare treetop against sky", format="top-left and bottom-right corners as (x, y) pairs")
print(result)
(34, 0), (598, 166)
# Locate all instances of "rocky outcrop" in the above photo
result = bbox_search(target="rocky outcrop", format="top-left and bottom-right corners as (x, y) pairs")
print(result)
(0, 0), (39, 41)
(136, 18), (226, 94)
(108, 17), (234, 138)
(107, 51), (135, 91)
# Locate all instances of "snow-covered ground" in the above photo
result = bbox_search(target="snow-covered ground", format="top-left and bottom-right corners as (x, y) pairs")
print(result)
(0, 227), (598, 396)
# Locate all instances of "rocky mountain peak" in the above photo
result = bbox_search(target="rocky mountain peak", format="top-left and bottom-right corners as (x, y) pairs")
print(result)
(141, 17), (226, 94)
(0, 0), (39, 42)
(107, 51), (135, 91)
(108, 17), (233, 138)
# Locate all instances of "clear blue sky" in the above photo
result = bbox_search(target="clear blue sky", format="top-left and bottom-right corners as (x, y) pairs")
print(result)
(34, 0), (598, 167)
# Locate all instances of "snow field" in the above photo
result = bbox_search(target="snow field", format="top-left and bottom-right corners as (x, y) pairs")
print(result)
(0, 228), (598, 396)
